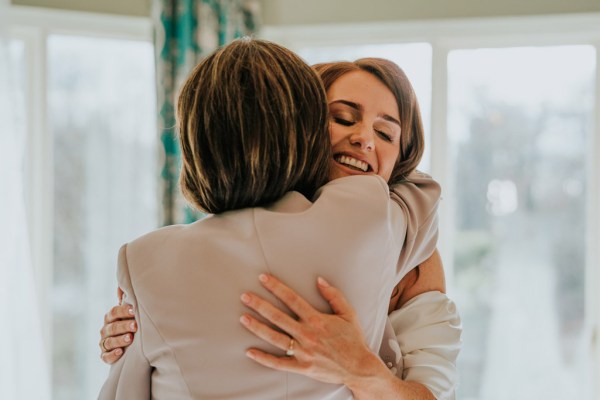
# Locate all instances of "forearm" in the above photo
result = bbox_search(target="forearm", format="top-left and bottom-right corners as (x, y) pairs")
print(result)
(345, 351), (435, 400)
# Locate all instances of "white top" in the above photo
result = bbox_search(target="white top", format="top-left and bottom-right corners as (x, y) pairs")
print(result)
(379, 291), (462, 400)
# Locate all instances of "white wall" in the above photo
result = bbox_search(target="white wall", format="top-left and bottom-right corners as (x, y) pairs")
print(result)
(11, 0), (150, 17)
(11, 0), (600, 23)
(262, 0), (600, 25)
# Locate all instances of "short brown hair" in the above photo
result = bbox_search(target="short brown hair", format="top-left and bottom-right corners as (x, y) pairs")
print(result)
(177, 38), (331, 214)
(313, 59), (424, 185)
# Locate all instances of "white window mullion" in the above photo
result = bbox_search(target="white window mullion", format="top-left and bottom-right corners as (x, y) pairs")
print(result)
(25, 25), (54, 365)
(587, 40), (600, 400)
(429, 43), (455, 292)
(10, 22), (54, 367)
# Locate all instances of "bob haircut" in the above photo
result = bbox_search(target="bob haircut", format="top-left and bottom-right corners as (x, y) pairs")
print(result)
(313, 58), (425, 185)
(177, 38), (331, 214)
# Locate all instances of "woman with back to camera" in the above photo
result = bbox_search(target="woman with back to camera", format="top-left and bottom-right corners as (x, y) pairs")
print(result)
(100, 52), (461, 400)
(98, 38), (442, 399)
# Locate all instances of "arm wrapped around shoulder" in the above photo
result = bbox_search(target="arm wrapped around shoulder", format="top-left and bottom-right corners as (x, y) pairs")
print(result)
(390, 171), (442, 273)
(390, 291), (462, 400)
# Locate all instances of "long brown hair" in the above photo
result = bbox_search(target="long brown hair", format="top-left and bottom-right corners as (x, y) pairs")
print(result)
(177, 38), (331, 214)
(314, 58), (425, 185)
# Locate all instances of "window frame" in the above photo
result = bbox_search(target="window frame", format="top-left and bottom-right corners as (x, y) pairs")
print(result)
(260, 13), (600, 398)
(5, 2), (153, 373)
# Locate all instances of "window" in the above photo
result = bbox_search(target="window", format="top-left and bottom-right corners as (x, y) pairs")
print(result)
(4, 7), (157, 399)
(447, 45), (594, 400)
(0, 32), (52, 400)
(48, 34), (157, 399)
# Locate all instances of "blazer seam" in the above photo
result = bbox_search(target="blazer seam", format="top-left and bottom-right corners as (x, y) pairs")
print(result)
(251, 208), (290, 400)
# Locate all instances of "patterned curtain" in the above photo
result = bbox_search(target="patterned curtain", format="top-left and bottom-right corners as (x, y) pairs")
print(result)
(153, 0), (260, 226)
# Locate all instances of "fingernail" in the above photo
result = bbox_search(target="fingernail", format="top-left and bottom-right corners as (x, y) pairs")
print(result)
(128, 308), (134, 315)
(245, 350), (256, 359)
(130, 322), (136, 330)
(115, 349), (123, 356)
(258, 274), (269, 283)
(124, 334), (131, 342)
(240, 293), (251, 304)
(317, 276), (330, 287)
(240, 315), (250, 325)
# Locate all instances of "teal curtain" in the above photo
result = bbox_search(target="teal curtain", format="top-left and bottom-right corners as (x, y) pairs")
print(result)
(153, 0), (260, 225)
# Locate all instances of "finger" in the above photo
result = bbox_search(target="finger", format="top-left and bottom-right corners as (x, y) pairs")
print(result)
(240, 292), (301, 337)
(101, 319), (138, 338)
(258, 274), (318, 320)
(103, 333), (134, 352)
(239, 314), (293, 351)
(100, 348), (124, 365)
(104, 304), (135, 324)
(316, 277), (357, 321)
(245, 348), (304, 373)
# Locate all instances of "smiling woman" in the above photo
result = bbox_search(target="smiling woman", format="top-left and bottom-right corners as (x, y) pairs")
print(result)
(316, 59), (425, 185)
(327, 70), (402, 181)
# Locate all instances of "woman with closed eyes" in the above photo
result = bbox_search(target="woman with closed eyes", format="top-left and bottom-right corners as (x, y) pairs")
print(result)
(99, 52), (460, 399)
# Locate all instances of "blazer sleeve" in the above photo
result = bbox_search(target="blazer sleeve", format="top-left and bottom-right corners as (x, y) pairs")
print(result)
(389, 291), (462, 400)
(389, 171), (441, 277)
(98, 244), (152, 400)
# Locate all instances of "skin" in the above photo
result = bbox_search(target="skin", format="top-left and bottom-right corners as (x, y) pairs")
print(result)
(327, 70), (402, 182)
(241, 274), (439, 400)
(99, 69), (447, 399)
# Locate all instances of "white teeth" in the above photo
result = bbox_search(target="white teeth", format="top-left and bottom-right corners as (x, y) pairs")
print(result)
(335, 155), (368, 172)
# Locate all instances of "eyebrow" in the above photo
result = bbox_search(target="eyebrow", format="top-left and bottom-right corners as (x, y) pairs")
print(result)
(329, 99), (401, 127)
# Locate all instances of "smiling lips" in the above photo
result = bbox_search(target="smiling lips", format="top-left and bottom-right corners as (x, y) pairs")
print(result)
(334, 154), (370, 172)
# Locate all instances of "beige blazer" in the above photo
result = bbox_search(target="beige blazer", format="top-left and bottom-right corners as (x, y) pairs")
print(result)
(99, 174), (440, 399)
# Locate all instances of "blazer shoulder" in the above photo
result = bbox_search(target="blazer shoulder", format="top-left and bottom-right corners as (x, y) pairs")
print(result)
(127, 223), (185, 249)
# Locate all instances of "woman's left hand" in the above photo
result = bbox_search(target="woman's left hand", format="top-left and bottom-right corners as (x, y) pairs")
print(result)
(239, 274), (384, 386)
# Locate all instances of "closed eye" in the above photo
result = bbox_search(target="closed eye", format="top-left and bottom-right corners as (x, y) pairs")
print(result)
(376, 130), (394, 142)
(333, 117), (355, 127)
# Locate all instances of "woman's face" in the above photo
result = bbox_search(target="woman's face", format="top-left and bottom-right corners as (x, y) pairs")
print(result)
(326, 70), (401, 182)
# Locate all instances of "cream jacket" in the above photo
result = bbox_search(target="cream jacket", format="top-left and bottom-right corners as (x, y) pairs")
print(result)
(99, 174), (440, 399)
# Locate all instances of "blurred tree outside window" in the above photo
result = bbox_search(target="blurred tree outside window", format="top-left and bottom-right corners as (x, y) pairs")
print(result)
(448, 45), (594, 400)
(48, 34), (158, 400)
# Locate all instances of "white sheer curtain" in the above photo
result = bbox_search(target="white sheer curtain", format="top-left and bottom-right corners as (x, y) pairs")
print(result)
(0, 1), (51, 399)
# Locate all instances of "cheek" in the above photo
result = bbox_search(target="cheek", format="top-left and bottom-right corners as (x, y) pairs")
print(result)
(377, 145), (400, 181)
(328, 123), (343, 144)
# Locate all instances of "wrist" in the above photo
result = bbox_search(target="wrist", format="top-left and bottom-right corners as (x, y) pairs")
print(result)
(344, 350), (397, 398)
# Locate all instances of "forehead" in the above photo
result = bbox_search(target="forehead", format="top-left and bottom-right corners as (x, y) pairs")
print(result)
(326, 70), (399, 119)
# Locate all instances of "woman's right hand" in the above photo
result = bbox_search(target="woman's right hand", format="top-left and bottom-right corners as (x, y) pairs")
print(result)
(99, 288), (137, 364)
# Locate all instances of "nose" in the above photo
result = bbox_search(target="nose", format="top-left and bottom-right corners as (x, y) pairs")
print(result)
(350, 128), (375, 151)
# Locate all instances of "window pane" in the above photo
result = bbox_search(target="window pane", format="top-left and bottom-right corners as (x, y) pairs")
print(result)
(297, 43), (433, 171)
(447, 45), (595, 400)
(48, 35), (158, 400)
(1, 36), (51, 400)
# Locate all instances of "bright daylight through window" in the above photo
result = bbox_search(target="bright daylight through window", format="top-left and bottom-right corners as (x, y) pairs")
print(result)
(48, 35), (157, 399)
(447, 45), (594, 400)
